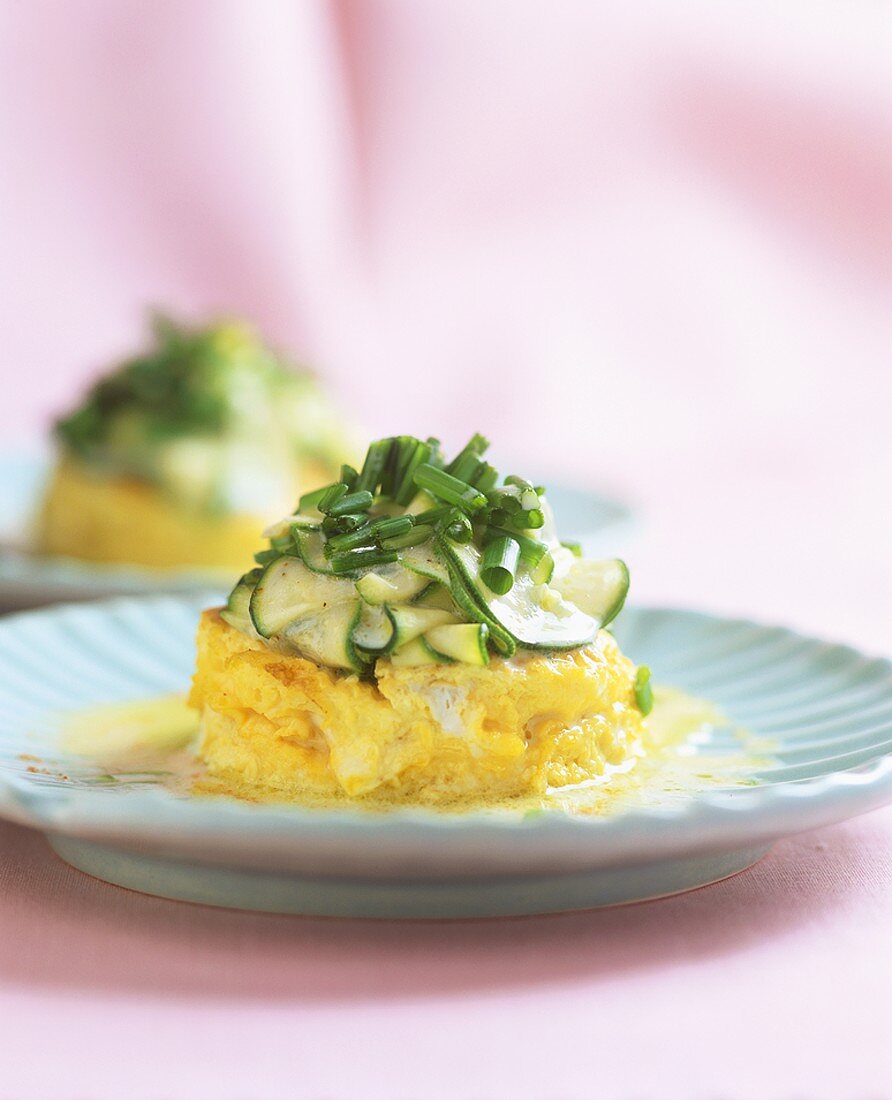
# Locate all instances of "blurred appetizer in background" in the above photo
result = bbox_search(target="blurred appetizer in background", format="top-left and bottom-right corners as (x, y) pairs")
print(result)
(35, 314), (354, 570)
(190, 431), (646, 807)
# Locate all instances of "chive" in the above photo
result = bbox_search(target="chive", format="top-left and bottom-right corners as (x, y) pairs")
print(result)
(370, 515), (414, 540)
(254, 549), (280, 565)
(413, 464), (487, 513)
(357, 438), (393, 494)
(634, 666), (654, 716)
(269, 533), (294, 553)
(381, 524), (434, 549)
(340, 464), (359, 489)
(561, 540), (583, 558)
(487, 526), (548, 567)
(425, 436), (444, 468)
(445, 510), (473, 543)
(393, 439), (432, 505)
(446, 433), (490, 474)
(449, 452), (483, 485)
(324, 522), (373, 553)
(327, 490), (374, 516)
(322, 513), (366, 535)
(298, 483), (335, 513)
(487, 487), (522, 512)
(329, 547), (399, 574)
(318, 482), (348, 514)
(510, 508), (545, 530)
(481, 536), (520, 595)
(472, 463), (499, 492)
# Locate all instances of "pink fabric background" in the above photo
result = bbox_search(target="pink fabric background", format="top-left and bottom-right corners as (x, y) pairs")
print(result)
(1, 2), (891, 1097)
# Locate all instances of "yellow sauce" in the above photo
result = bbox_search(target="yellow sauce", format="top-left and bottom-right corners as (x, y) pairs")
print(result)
(58, 686), (769, 815)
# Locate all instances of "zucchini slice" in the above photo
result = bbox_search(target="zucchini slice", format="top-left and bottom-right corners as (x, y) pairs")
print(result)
(355, 563), (428, 605)
(398, 543), (451, 586)
(425, 623), (489, 665)
(389, 636), (442, 668)
(249, 556), (355, 638)
(294, 529), (337, 574)
(220, 569), (261, 633)
(351, 603), (396, 654)
(389, 606), (457, 647)
(438, 538), (598, 651)
(412, 582), (459, 612)
(551, 557), (629, 628)
(281, 602), (364, 672)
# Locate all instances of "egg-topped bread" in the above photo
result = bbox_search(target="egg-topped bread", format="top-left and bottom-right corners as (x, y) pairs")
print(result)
(190, 432), (652, 806)
(37, 314), (352, 570)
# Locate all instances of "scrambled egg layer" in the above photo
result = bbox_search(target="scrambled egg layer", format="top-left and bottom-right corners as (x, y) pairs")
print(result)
(189, 610), (646, 806)
(36, 457), (326, 570)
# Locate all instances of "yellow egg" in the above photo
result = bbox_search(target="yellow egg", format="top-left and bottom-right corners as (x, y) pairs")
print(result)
(35, 455), (331, 571)
(189, 609), (647, 807)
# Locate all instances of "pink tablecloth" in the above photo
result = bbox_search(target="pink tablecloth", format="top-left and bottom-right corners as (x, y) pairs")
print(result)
(1, 808), (890, 1100)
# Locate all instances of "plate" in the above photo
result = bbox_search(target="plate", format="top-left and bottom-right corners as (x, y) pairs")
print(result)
(1, 595), (889, 918)
(0, 449), (631, 610)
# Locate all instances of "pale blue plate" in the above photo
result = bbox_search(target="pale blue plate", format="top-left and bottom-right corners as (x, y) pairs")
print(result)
(0, 449), (631, 610)
(0, 595), (889, 918)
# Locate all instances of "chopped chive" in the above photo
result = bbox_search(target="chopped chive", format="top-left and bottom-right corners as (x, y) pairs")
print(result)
(327, 490), (374, 516)
(446, 433), (490, 474)
(329, 547), (399, 574)
(445, 509), (473, 544)
(254, 548), (280, 565)
(324, 522), (374, 553)
(487, 487), (522, 513)
(449, 451), (483, 485)
(481, 536), (520, 595)
(413, 504), (451, 526)
(510, 508), (545, 530)
(298, 483), (335, 513)
(393, 439), (432, 505)
(634, 666), (654, 716)
(269, 533), (294, 553)
(413, 464), (487, 513)
(382, 524), (434, 549)
(317, 482), (349, 514)
(561, 540), (583, 557)
(425, 436), (444, 468)
(340, 464), (359, 489)
(370, 515), (414, 540)
(357, 438), (393, 494)
(472, 463), (499, 492)
(487, 526), (548, 567)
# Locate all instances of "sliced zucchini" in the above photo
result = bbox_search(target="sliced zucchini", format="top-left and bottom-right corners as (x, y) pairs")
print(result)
(220, 569), (261, 633)
(398, 543), (451, 586)
(351, 603), (396, 654)
(281, 602), (363, 672)
(412, 582), (458, 612)
(425, 623), (489, 665)
(389, 636), (442, 668)
(293, 529), (336, 574)
(249, 556), (354, 638)
(551, 558), (629, 628)
(438, 538), (598, 651)
(355, 563), (428, 605)
(389, 606), (457, 647)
